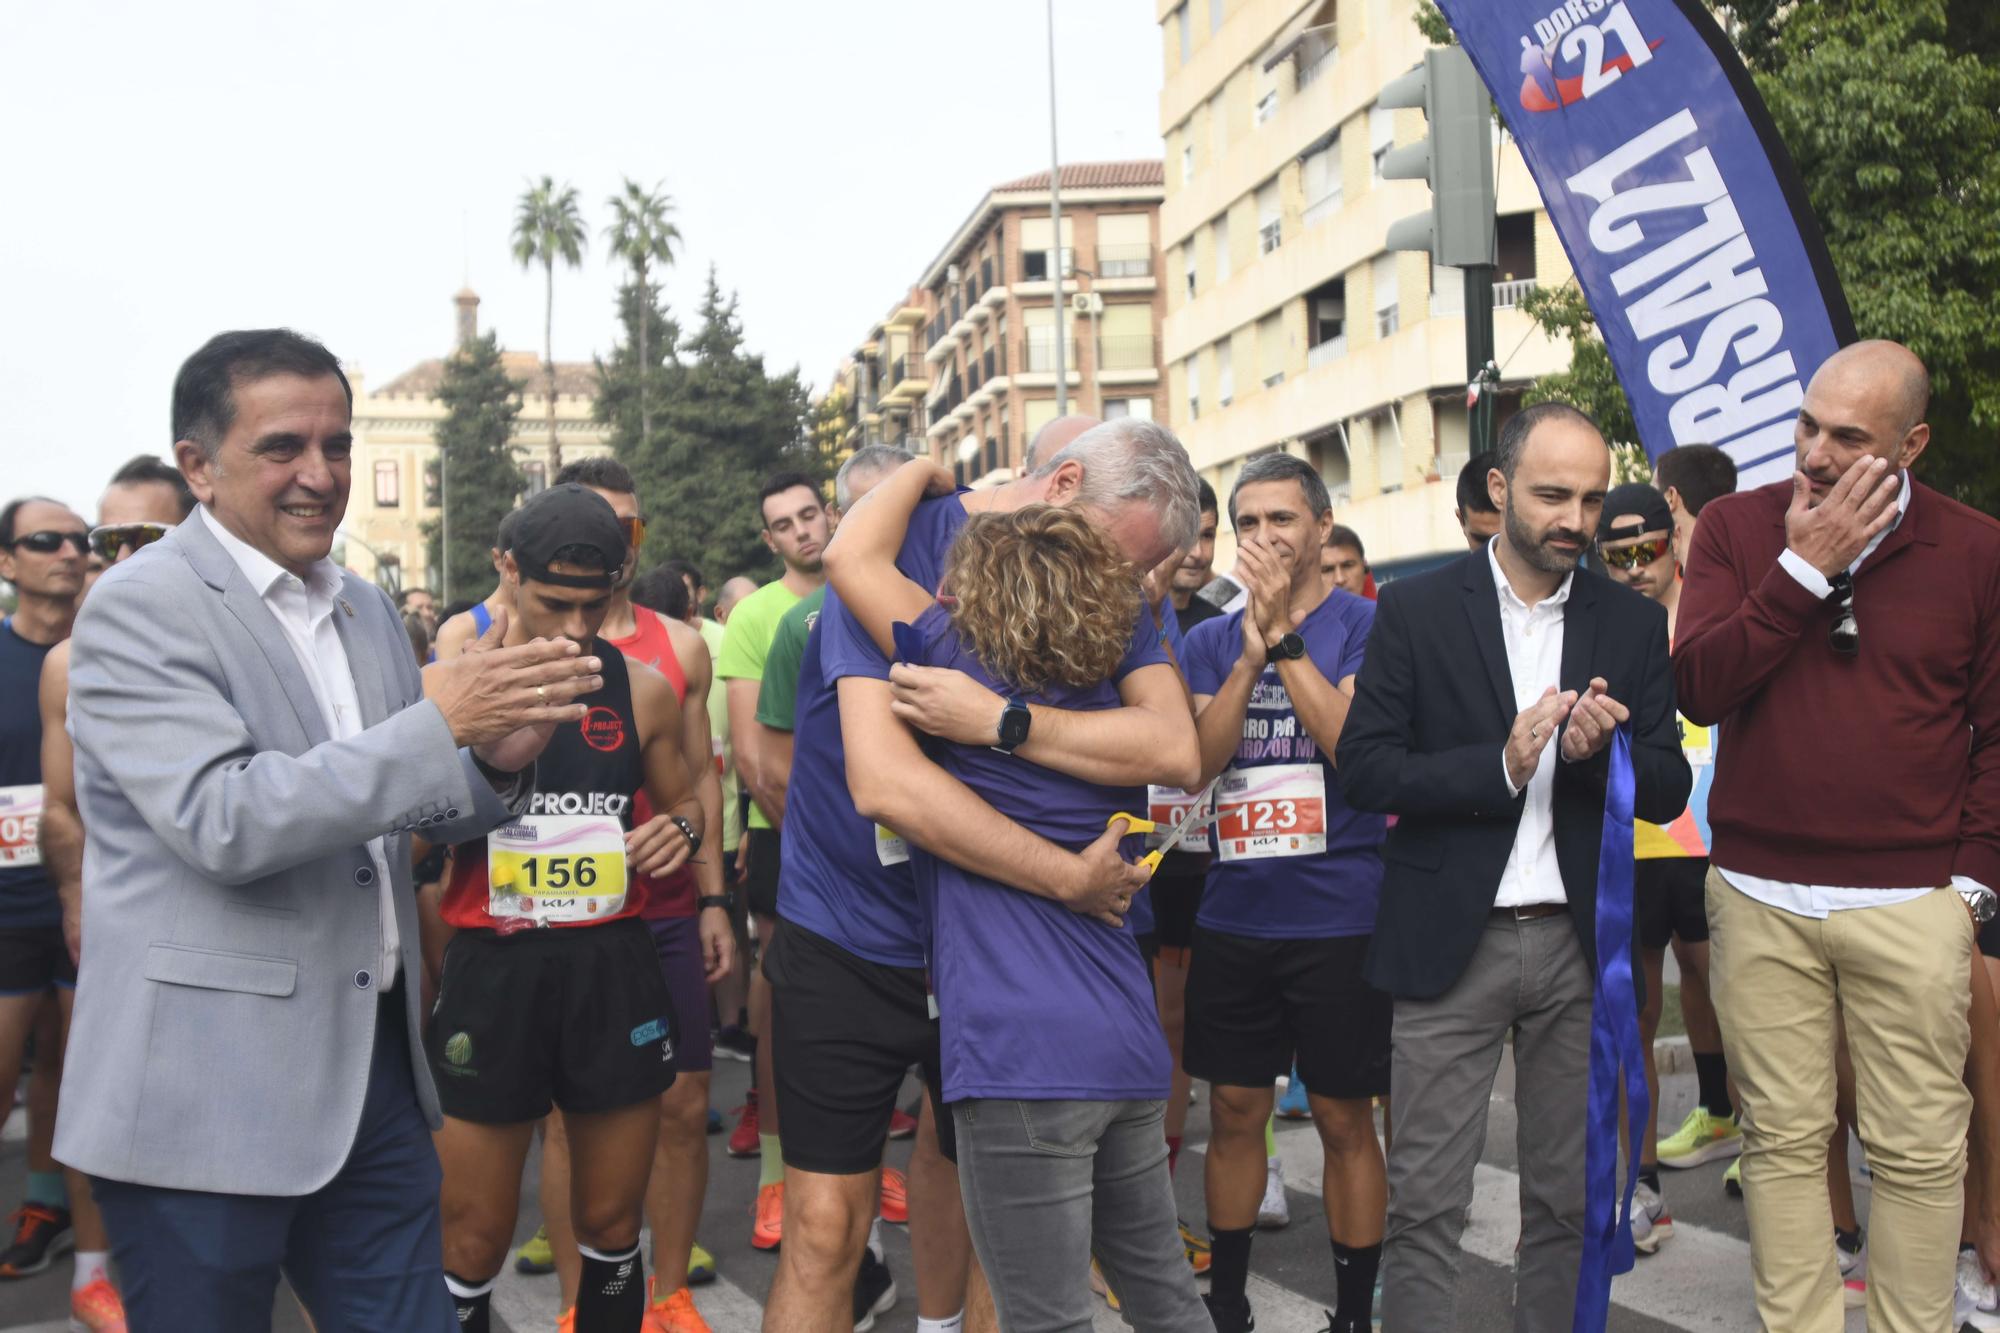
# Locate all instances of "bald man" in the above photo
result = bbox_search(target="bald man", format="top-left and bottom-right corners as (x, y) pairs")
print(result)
(1676, 340), (2000, 1333)
(715, 577), (759, 626)
(1021, 415), (1101, 475)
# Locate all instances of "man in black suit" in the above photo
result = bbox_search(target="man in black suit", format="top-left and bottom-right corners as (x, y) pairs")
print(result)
(1335, 402), (1690, 1332)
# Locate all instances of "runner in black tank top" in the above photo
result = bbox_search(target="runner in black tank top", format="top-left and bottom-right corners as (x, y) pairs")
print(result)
(429, 485), (706, 1333)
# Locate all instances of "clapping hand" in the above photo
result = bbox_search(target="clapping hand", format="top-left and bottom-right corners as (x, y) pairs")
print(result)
(1506, 686), (1576, 791)
(1559, 677), (1630, 764)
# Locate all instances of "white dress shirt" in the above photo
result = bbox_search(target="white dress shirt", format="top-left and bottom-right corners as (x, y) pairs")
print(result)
(1720, 475), (1986, 915)
(1490, 538), (1574, 908)
(196, 506), (400, 984)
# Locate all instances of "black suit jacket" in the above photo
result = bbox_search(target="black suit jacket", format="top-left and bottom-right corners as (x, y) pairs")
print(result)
(1334, 549), (1691, 1001)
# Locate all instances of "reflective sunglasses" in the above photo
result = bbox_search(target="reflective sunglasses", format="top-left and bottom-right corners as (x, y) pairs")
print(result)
(6, 530), (90, 556)
(1827, 571), (1859, 658)
(619, 516), (646, 550)
(89, 523), (171, 562)
(1597, 535), (1671, 570)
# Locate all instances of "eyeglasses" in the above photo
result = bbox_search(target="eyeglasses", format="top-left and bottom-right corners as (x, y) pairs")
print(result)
(1828, 572), (1859, 658)
(89, 523), (170, 562)
(6, 530), (90, 556)
(1598, 536), (1671, 570)
(619, 516), (646, 550)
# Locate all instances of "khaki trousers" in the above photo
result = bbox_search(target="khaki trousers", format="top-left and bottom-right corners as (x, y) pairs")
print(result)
(1706, 869), (1972, 1333)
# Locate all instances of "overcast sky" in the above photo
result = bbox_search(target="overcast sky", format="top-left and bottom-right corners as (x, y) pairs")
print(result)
(3, 0), (1164, 515)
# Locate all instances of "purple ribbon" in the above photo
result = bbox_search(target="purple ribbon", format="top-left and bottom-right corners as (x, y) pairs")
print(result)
(1572, 723), (1646, 1332)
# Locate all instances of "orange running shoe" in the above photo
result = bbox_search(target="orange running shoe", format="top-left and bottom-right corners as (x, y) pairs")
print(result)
(69, 1272), (128, 1332)
(556, 1306), (575, 1333)
(878, 1165), (908, 1224)
(643, 1277), (714, 1333)
(752, 1180), (785, 1250)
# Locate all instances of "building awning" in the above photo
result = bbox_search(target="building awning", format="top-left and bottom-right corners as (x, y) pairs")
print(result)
(1260, 0), (1335, 71)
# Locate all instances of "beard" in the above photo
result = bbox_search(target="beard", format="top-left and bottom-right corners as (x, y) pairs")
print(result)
(1504, 498), (1589, 576)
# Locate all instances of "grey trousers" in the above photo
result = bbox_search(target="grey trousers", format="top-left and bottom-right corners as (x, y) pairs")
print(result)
(1380, 913), (1593, 1333)
(952, 1097), (1211, 1333)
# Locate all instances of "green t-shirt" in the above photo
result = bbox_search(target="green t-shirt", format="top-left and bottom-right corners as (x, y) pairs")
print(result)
(717, 580), (806, 830)
(756, 587), (826, 733)
(696, 618), (742, 851)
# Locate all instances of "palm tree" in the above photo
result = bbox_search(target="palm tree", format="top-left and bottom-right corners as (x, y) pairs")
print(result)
(604, 179), (683, 443)
(512, 176), (588, 474)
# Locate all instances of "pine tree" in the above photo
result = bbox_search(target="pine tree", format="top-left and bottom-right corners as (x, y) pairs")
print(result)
(423, 331), (525, 601)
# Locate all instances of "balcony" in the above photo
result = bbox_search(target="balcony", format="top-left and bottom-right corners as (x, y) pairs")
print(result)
(1023, 334), (1079, 374)
(1428, 277), (1540, 318)
(1307, 335), (1348, 369)
(880, 354), (930, 404)
(1098, 334), (1157, 373)
(1020, 248), (1075, 284)
(1096, 244), (1153, 279)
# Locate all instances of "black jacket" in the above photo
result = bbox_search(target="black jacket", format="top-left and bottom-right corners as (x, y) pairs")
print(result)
(1335, 550), (1691, 1001)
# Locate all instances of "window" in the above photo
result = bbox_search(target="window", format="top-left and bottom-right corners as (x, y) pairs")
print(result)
(373, 459), (399, 507)
(1302, 133), (1342, 225)
(1256, 90), (1278, 126)
(1184, 245), (1197, 300)
(1097, 213), (1152, 278)
(1257, 313), (1286, 388)
(1210, 93), (1228, 162)
(1209, 0), (1225, 34)
(1182, 142), (1195, 185)
(1177, 3), (1191, 61)
(376, 554), (401, 594)
(523, 460), (547, 495)
(1099, 303), (1153, 370)
(1212, 214), (1231, 285)
(1376, 408), (1406, 493)
(1373, 253), (1400, 338)
(1256, 180), (1282, 254)
(1104, 397), (1155, 421)
(1308, 276), (1347, 367)
(1019, 215), (1072, 282)
(1370, 104), (1395, 184)
(423, 460), (441, 508)
(1216, 340), (1234, 406)
(1296, 19), (1337, 87)
(1185, 356), (1200, 421)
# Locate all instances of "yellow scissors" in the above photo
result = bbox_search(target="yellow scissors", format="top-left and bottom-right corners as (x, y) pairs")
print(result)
(1109, 785), (1217, 875)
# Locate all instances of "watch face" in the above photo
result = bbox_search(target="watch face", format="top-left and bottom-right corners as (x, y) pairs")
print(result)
(999, 704), (1031, 748)
(1279, 632), (1307, 660)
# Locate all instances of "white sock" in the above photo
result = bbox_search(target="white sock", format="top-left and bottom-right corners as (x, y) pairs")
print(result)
(72, 1251), (110, 1294)
(917, 1314), (965, 1333)
(443, 1272), (495, 1299)
(868, 1216), (885, 1263)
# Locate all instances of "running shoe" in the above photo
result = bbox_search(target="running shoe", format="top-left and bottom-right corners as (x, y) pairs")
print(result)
(557, 1307), (575, 1333)
(687, 1241), (716, 1286)
(0, 1203), (72, 1279)
(1957, 1248), (2000, 1331)
(1090, 1258), (1121, 1312)
(706, 1107), (723, 1135)
(1277, 1071), (1310, 1120)
(1630, 1180), (1672, 1254)
(878, 1166), (908, 1224)
(728, 1090), (761, 1158)
(887, 1107), (918, 1140)
(1722, 1157), (1742, 1198)
(752, 1181), (784, 1251)
(713, 1026), (754, 1063)
(1258, 1157), (1290, 1229)
(69, 1271), (127, 1332)
(1655, 1106), (1742, 1169)
(516, 1223), (555, 1275)
(853, 1248), (897, 1332)
(1838, 1229), (1867, 1310)
(645, 1277), (714, 1333)
(1180, 1220), (1213, 1275)
(1203, 1290), (1255, 1333)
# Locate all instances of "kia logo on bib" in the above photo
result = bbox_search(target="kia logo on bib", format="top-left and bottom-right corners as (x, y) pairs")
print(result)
(580, 706), (626, 752)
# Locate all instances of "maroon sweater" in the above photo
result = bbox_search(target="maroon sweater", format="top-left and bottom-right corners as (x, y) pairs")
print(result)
(1674, 479), (2000, 888)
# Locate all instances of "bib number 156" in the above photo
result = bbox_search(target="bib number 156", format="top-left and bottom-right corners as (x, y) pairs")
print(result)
(520, 856), (599, 890)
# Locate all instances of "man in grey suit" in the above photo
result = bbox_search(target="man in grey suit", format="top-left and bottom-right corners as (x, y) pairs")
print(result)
(57, 328), (605, 1331)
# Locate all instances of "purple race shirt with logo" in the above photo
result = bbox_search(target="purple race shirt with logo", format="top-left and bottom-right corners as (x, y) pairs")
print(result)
(1182, 591), (1386, 940)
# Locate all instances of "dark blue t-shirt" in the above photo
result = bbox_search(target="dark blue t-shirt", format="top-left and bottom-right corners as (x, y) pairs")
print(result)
(0, 620), (59, 929)
(1181, 591), (1386, 939)
(900, 603), (1172, 1102)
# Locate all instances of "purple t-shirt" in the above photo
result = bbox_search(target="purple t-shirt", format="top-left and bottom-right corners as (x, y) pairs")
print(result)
(899, 603), (1173, 1102)
(1182, 590), (1387, 940)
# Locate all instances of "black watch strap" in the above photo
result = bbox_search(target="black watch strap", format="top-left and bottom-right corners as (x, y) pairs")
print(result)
(697, 894), (730, 912)
(669, 814), (702, 853)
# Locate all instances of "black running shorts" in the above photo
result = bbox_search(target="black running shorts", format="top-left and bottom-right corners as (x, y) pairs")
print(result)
(742, 828), (782, 920)
(764, 917), (950, 1173)
(1148, 866), (1205, 953)
(1636, 857), (1711, 951)
(0, 926), (75, 995)
(427, 917), (676, 1123)
(1183, 927), (1391, 1099)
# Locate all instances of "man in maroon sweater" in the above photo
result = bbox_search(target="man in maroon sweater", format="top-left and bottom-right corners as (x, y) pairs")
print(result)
(1675, 340), (2000, 1333)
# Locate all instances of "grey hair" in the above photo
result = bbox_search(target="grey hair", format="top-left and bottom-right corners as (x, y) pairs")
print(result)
(1495, 401), (1600, 479)
(1030, 417), (1201, 552)
(1227, 453), (1331, 527)
(835, 443), (916, 510)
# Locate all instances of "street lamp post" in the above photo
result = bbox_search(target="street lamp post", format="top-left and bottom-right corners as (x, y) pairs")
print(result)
(1045, 0), (1068, 415)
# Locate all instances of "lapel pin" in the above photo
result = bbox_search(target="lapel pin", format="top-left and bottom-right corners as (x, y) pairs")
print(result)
(338, 597), (355, 618)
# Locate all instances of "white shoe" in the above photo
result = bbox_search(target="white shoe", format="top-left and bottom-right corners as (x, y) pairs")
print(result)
(1257, 1156), (1290, 1229)
(1630, 1180), (1671, 1254)
(1838, 1232), (1867, 1310)
(1957, 1249), (2000, 1330)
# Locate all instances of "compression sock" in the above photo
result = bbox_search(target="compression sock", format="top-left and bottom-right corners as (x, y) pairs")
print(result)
(72, 1252), (110, 1293)
(1694, 1052), (1734, 1118)
(1264, 1117), (1277, 1157)
(575, 1243), (644, 1332)
(443, 1272), (493, 1333)
(1210, 1225), (1254, 1307)
(1330, 1239), (1382, 1333)
(1167, 1134), (1183, 1175)
(24, 1171), (66, 1209)
(759, 1134), (785, 1189)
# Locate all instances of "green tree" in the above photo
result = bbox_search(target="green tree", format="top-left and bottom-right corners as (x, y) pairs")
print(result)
(603, 180), (682, 444)
(807, 384), (854, 480)
(1518, 282), (1639, 449)
(512, 175), (588, 476)
(423, 331), (524, 602)
(616, 269), (818, 583)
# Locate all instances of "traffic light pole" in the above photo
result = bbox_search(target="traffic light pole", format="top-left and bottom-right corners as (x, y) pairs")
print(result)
(1463, 264), (1496, 454)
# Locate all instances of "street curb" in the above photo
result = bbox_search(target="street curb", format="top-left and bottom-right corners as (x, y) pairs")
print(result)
(1654, 1034), (1693, 1076)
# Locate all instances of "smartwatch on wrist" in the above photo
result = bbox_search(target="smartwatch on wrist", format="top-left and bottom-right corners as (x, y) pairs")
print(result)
(668, 814), (702, 857)
(994, 695), (1033, 754)
(1269, 631), (1308, 661)
(696, 894), (730, 912)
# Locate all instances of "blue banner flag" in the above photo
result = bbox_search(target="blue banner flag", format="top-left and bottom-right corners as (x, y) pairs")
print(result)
(1432, 0), (1854, 485)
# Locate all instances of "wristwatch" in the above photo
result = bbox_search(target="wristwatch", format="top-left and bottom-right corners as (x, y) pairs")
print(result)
(994, 695), (1033, 755)
(697, 894), (730, 912)
(1269, 632), (1308, 661)
(668, 814), (702, 857)
(1959, 884), (1998, 926)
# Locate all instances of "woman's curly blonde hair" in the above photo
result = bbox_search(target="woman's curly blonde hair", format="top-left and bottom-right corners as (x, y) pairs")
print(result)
(941, 504), (1141, 694)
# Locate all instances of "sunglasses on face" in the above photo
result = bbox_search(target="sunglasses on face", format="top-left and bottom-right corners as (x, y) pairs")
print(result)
(620, 516), (646, 550)
(7, 530), (90, 556)
(89, 523), (171, 562)
(1598, 536), (1671, 570)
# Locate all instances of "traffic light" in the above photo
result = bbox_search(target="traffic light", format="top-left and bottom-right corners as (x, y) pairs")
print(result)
(1379, 46), (1495, 268)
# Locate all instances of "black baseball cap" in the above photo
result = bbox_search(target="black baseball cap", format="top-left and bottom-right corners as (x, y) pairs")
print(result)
(1598, 483), (1673, 541)
(509, 484), (627, 588)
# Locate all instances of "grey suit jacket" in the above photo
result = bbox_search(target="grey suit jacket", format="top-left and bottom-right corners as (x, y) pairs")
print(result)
(56, 512), (513, 1195)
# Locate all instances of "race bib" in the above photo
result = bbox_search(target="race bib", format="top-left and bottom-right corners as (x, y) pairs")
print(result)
(1146, 784), (1213, 854)
(487, 815), (628, 925)
(0, 786), (42, 870)
(875, 824), (910, 867)
(1678, 715), (1713, 768)
(1215, 764), (1327, 862)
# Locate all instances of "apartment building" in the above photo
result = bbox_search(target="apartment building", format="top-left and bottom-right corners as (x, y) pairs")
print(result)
(1158, 0), (1570, 570)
